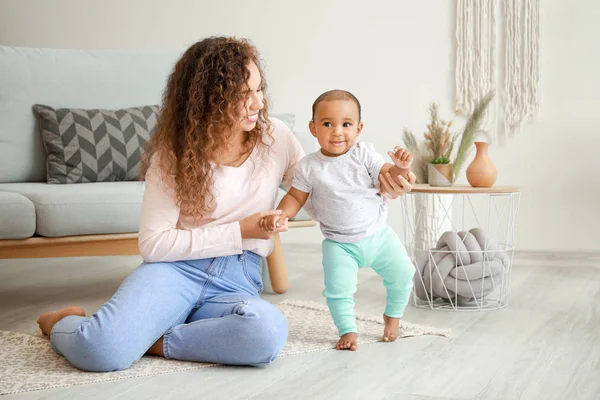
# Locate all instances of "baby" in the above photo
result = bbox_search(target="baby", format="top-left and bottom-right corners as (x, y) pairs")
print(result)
(261, 89), (416, 351)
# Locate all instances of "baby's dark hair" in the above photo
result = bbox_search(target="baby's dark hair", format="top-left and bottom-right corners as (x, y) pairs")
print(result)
(311, 89), (362, 121)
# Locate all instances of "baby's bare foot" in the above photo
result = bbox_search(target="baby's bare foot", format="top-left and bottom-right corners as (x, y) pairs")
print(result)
(383, 314), (400, 342)
(37, 306), (85, 336)
(336, 332), (358, 351)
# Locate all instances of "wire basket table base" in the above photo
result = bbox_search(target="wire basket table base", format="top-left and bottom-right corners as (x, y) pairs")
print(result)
(401, 185), (521, 311)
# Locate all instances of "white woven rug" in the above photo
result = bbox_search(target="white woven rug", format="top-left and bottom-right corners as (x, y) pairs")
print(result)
(0, 300), (450, 395)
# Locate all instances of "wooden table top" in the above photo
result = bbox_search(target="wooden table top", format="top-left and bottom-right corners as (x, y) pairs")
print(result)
(409, 184), (521, 194)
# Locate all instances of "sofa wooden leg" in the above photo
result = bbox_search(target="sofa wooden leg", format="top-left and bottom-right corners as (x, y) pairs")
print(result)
(266, 233), (289, 294)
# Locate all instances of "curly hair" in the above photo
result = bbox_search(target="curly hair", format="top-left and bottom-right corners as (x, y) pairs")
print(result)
(140, 37), (272, 220)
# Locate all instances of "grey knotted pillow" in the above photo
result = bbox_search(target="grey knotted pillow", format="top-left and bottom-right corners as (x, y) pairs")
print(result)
(414, 228), (508, 304)
(33, 104), (159, 184)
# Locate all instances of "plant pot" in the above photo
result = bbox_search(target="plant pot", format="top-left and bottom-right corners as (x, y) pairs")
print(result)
(428, 163), (453, 187)
(466, 141), (497, 187)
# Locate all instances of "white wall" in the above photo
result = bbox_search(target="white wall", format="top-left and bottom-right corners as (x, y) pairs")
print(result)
(1, 0), (598, 252)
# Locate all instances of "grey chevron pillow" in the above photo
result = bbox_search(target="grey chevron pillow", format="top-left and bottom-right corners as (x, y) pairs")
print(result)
(33, 104), (159, 184)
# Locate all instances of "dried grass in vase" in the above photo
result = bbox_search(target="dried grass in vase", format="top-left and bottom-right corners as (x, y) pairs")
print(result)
(423, 103), (459, 161)
(451, 90), (495, 181)
(402, 104), (460, 184)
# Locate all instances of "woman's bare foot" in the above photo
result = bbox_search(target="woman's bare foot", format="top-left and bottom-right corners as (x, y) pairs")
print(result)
(383, 314), (400, 342)
(37, 306), (85, 336)
(336, 332), (358, 351)
(146, 337), (165, 357)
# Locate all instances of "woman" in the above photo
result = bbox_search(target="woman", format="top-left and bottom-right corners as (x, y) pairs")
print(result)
(36, 36), (415, 372)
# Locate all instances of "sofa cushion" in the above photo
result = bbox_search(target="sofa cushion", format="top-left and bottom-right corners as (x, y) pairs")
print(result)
(0, 183), (311, 238)
(33, 104), (159, 184)
(0, 191), (36, 239)
(0, 182), (144, 237)
(0, 45), (182, 183)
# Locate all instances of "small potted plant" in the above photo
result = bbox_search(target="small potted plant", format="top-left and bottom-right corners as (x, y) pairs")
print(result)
(429, 155), (453, 187)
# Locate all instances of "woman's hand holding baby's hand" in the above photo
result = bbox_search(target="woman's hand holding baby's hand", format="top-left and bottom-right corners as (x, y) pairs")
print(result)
(259, 213), (289, 233)
(241, 210), (288, 240)
(388, 146), (414, 170)
(379, 171), (416, 199)
(380, 146), (417, 199)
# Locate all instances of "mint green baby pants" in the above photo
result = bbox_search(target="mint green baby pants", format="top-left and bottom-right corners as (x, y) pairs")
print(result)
(322, 225), (415, 336)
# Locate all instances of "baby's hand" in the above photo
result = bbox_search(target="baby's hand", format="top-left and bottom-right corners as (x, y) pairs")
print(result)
(259, 214), (287, 232)
(388, 146), (414, 170)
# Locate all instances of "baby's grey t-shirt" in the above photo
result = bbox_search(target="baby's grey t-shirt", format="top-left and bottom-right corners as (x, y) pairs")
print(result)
(292, 142), (388, 243)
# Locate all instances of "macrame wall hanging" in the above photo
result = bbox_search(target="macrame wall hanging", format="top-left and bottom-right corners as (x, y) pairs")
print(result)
(456, 0), (541, 139)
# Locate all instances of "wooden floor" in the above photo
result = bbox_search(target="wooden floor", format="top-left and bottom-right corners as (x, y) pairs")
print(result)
(0, 245), (598, 400)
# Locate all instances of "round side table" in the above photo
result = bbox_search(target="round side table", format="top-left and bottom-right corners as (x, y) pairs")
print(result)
(400, 184), (521, 311)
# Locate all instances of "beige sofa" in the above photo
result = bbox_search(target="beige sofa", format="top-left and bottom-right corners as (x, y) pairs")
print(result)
(0, 45), (315, 293)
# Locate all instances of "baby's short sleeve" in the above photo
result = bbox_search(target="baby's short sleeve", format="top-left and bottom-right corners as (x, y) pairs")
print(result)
(291, 158), (312, 194)
(357, 142), (386, 183)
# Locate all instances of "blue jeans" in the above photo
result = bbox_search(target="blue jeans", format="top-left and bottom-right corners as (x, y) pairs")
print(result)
(50, 251), (288, 372)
